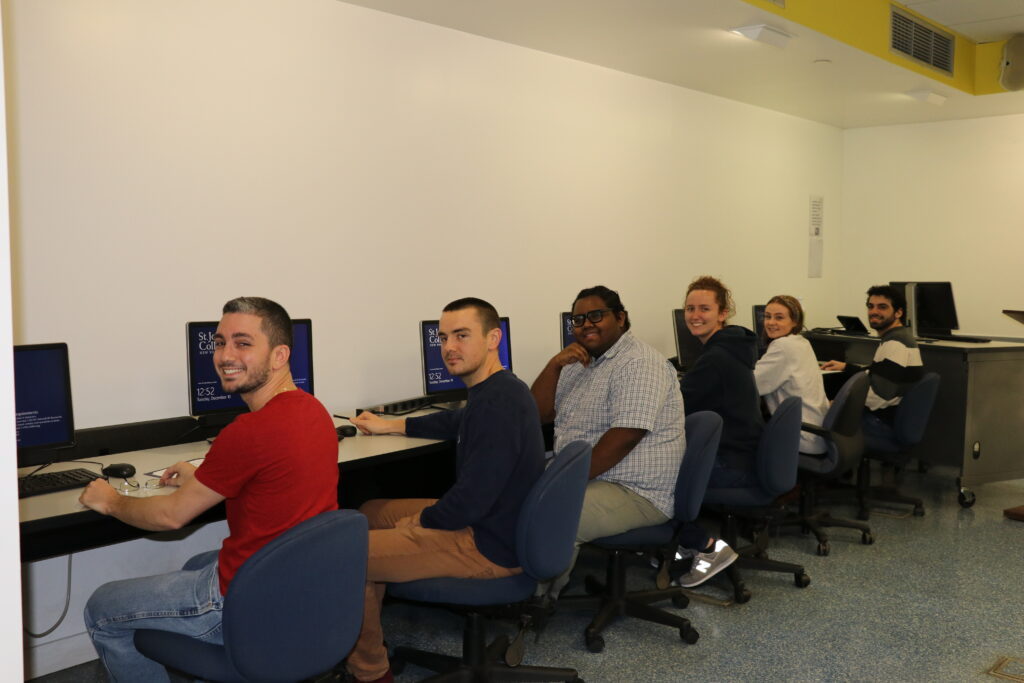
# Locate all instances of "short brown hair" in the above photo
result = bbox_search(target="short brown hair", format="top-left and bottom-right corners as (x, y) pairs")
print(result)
(442, 297), (500, 332)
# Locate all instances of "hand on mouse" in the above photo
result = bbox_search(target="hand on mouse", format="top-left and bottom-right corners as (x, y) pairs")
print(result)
(350, 412), (406, 436)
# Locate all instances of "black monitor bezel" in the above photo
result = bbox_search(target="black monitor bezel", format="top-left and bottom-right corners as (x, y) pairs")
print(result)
(186, 318), (314, 418)
(420, 317), (512, 399)
(15, 343), (77, 468)
(671, 309), (703, 372)
(752, 304), (769, 358)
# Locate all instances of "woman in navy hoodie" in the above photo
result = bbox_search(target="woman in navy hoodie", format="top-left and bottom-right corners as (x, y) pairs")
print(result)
(680, 275), (764, 488)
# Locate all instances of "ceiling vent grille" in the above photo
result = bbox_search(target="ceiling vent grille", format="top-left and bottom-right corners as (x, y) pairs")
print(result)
(891, 7), (954, 75)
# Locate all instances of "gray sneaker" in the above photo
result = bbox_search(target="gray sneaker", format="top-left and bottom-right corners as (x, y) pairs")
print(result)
(673, 540), (738, 588)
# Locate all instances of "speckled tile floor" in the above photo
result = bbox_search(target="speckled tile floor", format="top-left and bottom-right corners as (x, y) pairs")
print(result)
(34, 464), (1024, 683)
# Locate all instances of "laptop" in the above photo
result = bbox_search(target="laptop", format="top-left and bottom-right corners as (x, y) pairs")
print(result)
(836, 315), (870, 335)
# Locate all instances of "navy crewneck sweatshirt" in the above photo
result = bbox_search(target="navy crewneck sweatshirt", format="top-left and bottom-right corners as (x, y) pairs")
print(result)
(406, 370), (545, 568)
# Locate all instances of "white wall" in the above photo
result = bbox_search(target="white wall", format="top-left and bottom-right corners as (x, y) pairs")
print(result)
(5, 0), (844, 674)
(6, 0), (843, 429)
(0, 4), (26, 678)
(842, 115), (1024, 337)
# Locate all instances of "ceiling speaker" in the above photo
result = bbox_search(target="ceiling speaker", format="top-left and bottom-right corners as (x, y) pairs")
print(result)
(1000, 34), (1024, 91)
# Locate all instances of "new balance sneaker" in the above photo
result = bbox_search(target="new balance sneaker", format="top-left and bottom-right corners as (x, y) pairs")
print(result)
(673, 539), (738, 588)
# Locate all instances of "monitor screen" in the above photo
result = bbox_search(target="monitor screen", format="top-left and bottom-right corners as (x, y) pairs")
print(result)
(421, 317), (512, 396)
(752, 304), (768, 357)
(187, 319), (314, 417)
(913, 282), (959, 334)
(14, 343), (76, 467)
(671, 309), (703, 372)
(560, 312), (575, 348)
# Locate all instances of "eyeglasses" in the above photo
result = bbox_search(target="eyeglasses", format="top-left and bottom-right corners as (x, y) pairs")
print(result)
(570, 309), (614, 327)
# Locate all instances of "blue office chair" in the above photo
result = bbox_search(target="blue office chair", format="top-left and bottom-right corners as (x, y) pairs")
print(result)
(134, 509), (368, 683)
(388, 441), (591, 682)
(702, 396), (810, 603)
(857, 372), (941, 518)
(560, 411), (722, 653)
(791, 371), (873, 556)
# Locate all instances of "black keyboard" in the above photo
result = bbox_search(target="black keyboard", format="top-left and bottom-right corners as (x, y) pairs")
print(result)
(921, 333), (991, 344)
(18, 468), (102, 499)
(359, 396), (437, 416)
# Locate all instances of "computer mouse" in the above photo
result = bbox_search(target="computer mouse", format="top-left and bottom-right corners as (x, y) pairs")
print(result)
(102, 463), (136, 479)
(336, 425), (357, 440)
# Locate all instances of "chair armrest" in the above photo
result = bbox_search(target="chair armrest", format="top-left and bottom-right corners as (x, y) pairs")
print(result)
(801, 422), (828, 437)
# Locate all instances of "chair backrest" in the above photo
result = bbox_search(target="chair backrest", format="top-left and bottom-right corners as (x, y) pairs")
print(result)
(223, 509), (368, 683)
(811, 371), (870, 475)
(673, 411), (723, 522)
(516, 441), (591, 582)
(892, 372), (940, 447)
(755, 396), (802, 496)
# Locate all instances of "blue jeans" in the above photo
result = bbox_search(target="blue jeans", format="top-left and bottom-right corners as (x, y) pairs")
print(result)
(84, 550), (224, 682)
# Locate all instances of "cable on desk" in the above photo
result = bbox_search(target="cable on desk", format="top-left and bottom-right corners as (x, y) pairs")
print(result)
(24, 554), (73, 639)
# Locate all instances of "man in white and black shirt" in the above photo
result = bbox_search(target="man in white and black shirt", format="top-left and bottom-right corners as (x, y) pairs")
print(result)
(822, 284), (924, 434)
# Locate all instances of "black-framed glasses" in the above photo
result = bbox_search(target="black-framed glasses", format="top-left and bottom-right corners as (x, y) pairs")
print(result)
(570, 309), (614, 327)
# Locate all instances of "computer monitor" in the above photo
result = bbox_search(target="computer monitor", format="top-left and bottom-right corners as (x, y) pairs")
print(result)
(186, 319), (314, 419)
(421, 317), (512, 399)
(560, 312), (575, 348)
(671, 309), (703, 372)
(752, 304), (768, 357)
(14, 343), (76, 468)
(912, 282), (960, 336)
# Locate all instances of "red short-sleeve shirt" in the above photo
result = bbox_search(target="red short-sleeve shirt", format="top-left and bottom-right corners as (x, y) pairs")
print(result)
(196, 390), (338, 595)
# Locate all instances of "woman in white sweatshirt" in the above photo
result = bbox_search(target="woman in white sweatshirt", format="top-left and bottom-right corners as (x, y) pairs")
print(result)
(754, 295), (830, 454)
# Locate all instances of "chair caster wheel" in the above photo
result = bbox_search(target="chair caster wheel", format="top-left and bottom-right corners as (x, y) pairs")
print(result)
(734, 587), (752, 604)
(913, 505), (925, 516)
(671, 593), (689, 608)
(794, 573), (810, 588)
(958, 489), (976, 508)
(680, 626), (699, 644)
(816, 541), (830, 556)
(861, 532), (874, 545)
(584, 631), (604, 653)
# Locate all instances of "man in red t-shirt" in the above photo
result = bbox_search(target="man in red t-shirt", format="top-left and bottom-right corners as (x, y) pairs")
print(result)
(81, 297), (338, 682)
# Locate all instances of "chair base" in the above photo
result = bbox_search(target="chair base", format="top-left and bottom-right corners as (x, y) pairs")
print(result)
(713, 513), (810, 603)
(391, 612), (580, 683)
(558, 549), (697, 653)
(856, 459), (925, 519)
(782, 484), (874, 556)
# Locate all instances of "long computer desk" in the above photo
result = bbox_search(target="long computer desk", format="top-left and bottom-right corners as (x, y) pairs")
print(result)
(20, 414), (450, 562)
(806, 331), (1024, 505)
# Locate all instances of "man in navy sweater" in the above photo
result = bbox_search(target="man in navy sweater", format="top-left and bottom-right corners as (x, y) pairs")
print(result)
(346, 298), (545, 683)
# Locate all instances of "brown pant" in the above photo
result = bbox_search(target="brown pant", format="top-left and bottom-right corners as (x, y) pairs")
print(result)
(345, 498), (521, 681)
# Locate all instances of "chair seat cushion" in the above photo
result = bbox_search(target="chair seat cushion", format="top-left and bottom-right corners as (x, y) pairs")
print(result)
(703, 487), (775, 507)
(135, 630), (240, 683)
(387, 573), (537, 606)
(591, 523), (674, 548)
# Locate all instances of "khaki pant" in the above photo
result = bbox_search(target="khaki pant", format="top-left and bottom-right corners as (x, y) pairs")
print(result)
(345, 498), (520, 681)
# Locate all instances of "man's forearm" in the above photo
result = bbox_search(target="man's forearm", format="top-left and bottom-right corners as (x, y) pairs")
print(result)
(105, 495), (188, 532)
(589, 427), (647, 478)
(531, 361), (561, 423)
